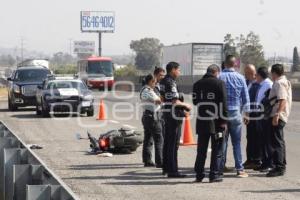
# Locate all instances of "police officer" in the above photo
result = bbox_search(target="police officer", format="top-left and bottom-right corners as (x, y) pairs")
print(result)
(140, 74), (163, 167)
(160, 62), (191, 178)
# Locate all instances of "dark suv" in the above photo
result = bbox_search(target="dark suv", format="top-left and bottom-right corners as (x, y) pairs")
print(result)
(7, 66), (51, 111)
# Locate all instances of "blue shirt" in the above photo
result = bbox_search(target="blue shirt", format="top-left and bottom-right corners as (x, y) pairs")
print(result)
(219, 68), (250, 112)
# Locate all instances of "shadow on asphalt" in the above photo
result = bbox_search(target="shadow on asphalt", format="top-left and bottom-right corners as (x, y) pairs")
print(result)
(68, 163), (144, 170)
(242, 189), (300, 193)
(10, 113), (86, 119)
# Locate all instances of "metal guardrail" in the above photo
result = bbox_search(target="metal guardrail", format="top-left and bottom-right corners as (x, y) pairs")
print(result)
(0, 121), (79, 200)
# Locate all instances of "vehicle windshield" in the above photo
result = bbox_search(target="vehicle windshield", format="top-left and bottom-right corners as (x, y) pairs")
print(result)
(46, 81), (87, 90)
(14, 69), (50, 82)
(87, 61), (113, 76)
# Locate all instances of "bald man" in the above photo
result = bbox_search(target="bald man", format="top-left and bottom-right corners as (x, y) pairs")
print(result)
(243, 64), (262, 169)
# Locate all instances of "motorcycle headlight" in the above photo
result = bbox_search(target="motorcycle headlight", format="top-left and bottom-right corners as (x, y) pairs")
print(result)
(13, 84), (20, 93)
(83, 94), (93, 101)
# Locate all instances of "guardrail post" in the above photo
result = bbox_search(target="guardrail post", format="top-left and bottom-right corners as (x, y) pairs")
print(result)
(26, 185), (51, 200)
(14, 164), (43, 200)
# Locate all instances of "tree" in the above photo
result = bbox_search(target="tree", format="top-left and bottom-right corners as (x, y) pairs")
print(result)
(130, 38), (163, 70)
(292, 47), (300, 72)
(223, 31), (268, 68)
(0, 54), (16, 67)
(224, 34), (238, 57)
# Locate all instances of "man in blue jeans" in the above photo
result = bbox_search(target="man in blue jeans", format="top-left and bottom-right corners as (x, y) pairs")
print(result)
(219, 55), (250, 178)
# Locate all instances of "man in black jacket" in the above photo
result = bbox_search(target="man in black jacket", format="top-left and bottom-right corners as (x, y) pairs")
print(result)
(193, 64), (228, 183)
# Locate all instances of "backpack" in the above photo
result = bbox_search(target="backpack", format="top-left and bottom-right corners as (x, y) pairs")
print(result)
(261, 89), (278, 119)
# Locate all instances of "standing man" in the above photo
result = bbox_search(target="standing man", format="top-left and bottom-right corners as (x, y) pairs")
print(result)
(254, 67), (273, 172)
(160, 62), (191, 178)
(193, 65), (228, 183)
(267, 64), (292, 177)
(219, 55), (250, 178)
(243, 64), (262, 169)
(153, 67), (165, 95)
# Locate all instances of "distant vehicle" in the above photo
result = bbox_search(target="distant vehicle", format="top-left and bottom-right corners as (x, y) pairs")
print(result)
(35, 76), (94, 117)
(7, 66), (52, 111)
(161, 43), (224, 76)
(18, 59), (49, 68)
(77, 56), (114, 90)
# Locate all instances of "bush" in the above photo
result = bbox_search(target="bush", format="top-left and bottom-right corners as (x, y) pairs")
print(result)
(51, 64), (77, 75)
(114, 65), (138, 77)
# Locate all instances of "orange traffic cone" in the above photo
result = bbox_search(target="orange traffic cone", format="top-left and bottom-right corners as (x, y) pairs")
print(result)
(97, 99), (106, 120)
(180, 115), (196, 146)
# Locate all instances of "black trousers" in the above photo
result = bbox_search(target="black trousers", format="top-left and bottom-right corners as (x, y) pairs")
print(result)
(142, 112), (163, 165)
(163, 113), (182, 174)
(257, 119), (273, 168)
(194, 131), (223, 179)
(269, 118), (287, 171)
(246, 118), (262, 163)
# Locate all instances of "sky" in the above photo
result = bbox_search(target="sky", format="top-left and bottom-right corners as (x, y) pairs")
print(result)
(0, 0), (298, 58)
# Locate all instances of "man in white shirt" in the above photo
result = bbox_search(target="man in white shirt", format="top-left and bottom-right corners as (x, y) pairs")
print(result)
(254, 67), (273, 172)
(266, 64), (292, 177)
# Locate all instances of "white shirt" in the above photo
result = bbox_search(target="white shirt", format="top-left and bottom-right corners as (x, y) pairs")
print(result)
(140, 85), (161, 113)
(256, 78), (273, 104)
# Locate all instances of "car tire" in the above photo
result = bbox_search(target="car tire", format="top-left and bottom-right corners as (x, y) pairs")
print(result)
(36, 105), (41, 115)
(8, 97), (17, 111)
(86, 107), (94, 117)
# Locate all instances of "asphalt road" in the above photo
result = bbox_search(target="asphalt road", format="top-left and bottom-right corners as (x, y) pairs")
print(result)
(0, 90), (300, 200)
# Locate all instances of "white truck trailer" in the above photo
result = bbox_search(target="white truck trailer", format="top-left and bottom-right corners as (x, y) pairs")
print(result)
(17, 59), (49, 68)
(161, 43), (224, 76)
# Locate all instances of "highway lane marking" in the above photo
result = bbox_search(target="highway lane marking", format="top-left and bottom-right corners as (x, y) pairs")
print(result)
(109, 120), (120, 124)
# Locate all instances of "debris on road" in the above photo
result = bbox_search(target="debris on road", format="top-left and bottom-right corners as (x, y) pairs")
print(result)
(27, 144), (43, 149)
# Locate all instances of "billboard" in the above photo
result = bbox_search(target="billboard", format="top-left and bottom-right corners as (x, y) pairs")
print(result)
(80, 11), (115, 33)
(73, 41), (95, 54)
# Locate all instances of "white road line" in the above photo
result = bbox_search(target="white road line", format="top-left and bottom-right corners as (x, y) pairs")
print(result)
(109, 120), (120, 124)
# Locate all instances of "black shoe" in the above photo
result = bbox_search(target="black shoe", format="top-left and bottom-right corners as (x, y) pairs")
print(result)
(260, 167), (272, 173)
(266, 170), (285, 177)
(195, 174), (205, 183)
(243, 161), (261, 170)
(144, 162), (155, 167)
(167, 173), (187, 178)
(254, 165), (272, 172)
(209, 177), (223, 183)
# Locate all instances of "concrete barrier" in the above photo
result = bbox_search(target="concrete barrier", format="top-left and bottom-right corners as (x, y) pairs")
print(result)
(0, 122), (78, 200)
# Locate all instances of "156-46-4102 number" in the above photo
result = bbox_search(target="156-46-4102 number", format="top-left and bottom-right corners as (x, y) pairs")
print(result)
(82, 16), (114, 29)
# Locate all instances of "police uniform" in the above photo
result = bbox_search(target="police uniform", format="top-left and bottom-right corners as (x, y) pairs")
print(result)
(160, 74), (184, 175)
(140, 85), (163, 166)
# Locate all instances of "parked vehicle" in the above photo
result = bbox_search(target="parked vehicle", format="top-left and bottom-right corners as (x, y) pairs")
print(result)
(35, 76), (94, 117)
(7, 66), (51, 111)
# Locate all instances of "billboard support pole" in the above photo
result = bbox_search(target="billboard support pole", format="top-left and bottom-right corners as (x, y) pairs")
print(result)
(98, 32), (102, 56)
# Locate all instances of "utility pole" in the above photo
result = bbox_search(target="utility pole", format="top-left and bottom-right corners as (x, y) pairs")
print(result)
(98, 32), (102, 56)
(20, 37), (25, 63)
(69, 38), (73, 55)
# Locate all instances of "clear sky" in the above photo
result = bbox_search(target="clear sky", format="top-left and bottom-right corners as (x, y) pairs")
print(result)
(0, 0), (298, 57)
